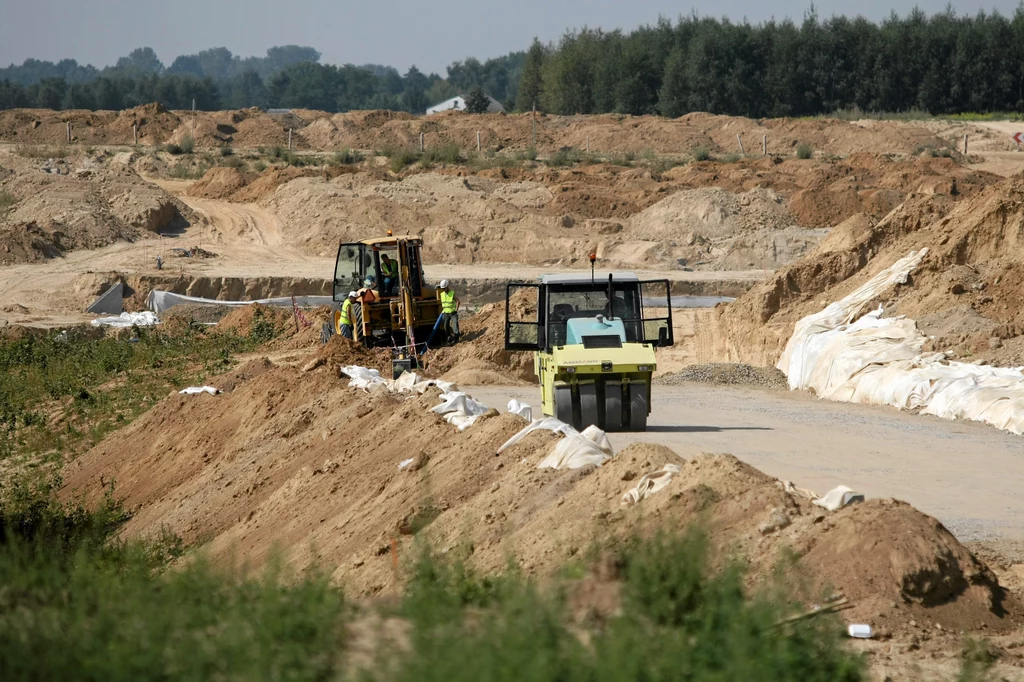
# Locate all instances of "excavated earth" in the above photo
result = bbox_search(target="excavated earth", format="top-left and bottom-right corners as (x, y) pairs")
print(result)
(58, 348), (1024, 678)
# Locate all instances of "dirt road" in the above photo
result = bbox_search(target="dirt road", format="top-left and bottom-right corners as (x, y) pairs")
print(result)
(464, 382), (1024, 543)
(0, 182), (762, 327)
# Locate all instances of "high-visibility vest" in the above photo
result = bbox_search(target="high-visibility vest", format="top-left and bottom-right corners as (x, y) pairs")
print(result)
(381, 258), (398, 277)
(339, 298), (354, 326)
(440, 289), (457, 313)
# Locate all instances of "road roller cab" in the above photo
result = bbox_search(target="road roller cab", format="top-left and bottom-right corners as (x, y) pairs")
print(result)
(504, 271), (674, 431)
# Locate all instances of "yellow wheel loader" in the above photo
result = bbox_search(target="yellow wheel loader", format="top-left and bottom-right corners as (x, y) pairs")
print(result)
(503, 271), (674, 432)
(331, 235), (442, 374)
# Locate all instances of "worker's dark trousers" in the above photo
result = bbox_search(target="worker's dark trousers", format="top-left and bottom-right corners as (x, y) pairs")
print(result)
(340, 324), (353, 339)
(441, 312), (459, 342)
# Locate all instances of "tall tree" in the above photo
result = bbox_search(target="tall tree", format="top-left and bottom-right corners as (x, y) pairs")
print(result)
(515, 38), (545, 111)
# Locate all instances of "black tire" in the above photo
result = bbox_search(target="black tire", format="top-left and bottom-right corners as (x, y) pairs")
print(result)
(603, 380), (623, 432)
(629, 382), (649, 432)
(554, 384), (573, 425)
(579, 382), (599, 430)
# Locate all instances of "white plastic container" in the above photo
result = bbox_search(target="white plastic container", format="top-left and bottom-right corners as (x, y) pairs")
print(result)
(847, 624), (873, 639)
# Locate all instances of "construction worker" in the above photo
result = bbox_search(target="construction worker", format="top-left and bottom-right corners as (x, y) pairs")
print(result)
(380, 253), (398, 295)
(338, 290), (357, 339)
(438, 280), (460, 344)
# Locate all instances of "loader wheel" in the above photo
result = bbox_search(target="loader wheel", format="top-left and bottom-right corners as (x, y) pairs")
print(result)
(603, 380), (623, 432)
(578, 382), (598, 430)
(629, 382), (648, 432)
(554, 384), (573, 425)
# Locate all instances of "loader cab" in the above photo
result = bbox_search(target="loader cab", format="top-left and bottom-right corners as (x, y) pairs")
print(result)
(504, 272), (674, 352)
(333, 236), (427, 302)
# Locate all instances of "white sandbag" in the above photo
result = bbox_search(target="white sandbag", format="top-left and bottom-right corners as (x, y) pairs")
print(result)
(496, 417), (578, 454)
(507, 399), (533, 422)
(179, 386), (221, 396)
(91, 311), (159, 328)
(537, 425), (613, 470)
(340, 365), (389, 392)
(431, 392), (489, 432)
(622, 464), (682, 505)
(813, 485), (864, 511)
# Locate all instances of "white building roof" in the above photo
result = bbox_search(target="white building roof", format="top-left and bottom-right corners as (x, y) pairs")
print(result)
(425, 94), (505, 115)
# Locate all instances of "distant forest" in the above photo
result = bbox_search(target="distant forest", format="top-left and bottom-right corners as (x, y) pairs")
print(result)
(2, 7), (1024, 117)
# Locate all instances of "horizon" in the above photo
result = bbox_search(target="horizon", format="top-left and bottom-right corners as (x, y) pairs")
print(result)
(2, 0), (1019, 76)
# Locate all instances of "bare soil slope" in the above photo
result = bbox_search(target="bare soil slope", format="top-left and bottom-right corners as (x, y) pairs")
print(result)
(61, 356), (1021, 644)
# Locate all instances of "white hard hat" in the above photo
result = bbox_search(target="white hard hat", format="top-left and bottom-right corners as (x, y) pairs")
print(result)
(439, 279), (449, 289)
(348, 291), (357, 298)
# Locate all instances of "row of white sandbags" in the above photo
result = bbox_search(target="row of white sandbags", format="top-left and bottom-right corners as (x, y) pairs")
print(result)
(778, 249), (1024, 434)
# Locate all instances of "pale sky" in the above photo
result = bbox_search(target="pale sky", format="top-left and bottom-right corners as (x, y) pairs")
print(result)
(2, 0), (1019, 75)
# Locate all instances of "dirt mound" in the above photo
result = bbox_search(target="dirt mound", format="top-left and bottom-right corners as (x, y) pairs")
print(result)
(216, 303), (294, 337)
(0, 154), (196, 264)
(630, 187), (794, 238)
(187, 167), (246, 199)
(710, 174), (1024, 366)
(426, 301), (536, 383)
(60, 355), (1019, 637)
(309, 334), (391, 374)
(230, 167), (308, 203)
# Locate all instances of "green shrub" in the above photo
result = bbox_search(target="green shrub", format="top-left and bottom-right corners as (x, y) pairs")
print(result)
(333, 147), (364, 165)
(545, 148), (581, 167)
(796, 143), (813, 159)
(179, 135), (195, 154)
(219, 145), (233, 157)
(167, 161), (209, 180)
(516, 146), (538, 161)
(164, 143), (183, 155)
(721, 152), (741, 163)
(422, 143), (462, 165)
(0, 191), (16, 211)
(693, 146), (711, 161)
(253, 160), (267, 173)
(387, 148), (420, 173)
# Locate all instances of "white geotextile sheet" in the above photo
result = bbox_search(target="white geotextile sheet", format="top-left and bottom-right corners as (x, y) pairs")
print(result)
(778, 248), (1024, 435)
(340, 365), (455, 395)
(431, 392), (489, 432)
(91, 311), (159, 328)
(497, 417), (613, 469)
(340, 365), (480, 431)
(621, 464), (682, 505)
(146, 290), (333, 314)
(507, 399), (533, 422)
(813, 485), (864, 511)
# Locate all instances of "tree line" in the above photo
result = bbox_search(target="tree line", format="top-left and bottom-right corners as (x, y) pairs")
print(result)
(519, 7), (1024, 117)
(0, 45), (524, 114)
(3, 7), (1024, 117)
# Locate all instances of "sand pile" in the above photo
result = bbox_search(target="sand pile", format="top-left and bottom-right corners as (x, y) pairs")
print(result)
(60, 363), (1020, 636)
(711, 174), (1024, 366)
(187, 167), (246, 199)
(216, 303), (295, 337)
(426, 299), (536, 385)
(0, 154), (196, 264)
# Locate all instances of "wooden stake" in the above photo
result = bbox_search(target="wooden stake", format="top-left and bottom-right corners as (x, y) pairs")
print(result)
(736, 134), (745, 154)
(963, 134), (968, 155)
(586, 135), (591, 153)
(763, 134), (767, 156)
(133, 124), (138, 146)
(477, 130), (481, 152)
(419, 132), (424, 152)
(66, 121), (71, 143)
(288, 129), (293, 151)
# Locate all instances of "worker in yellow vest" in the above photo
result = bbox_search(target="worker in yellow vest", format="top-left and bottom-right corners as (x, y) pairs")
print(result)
(338, 290), (357, 339)
(438, 279), (460, 344)
(380, 253), (398, 295)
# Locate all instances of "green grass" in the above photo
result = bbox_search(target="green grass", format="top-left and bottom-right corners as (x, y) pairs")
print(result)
(421, 143), (462, 165)
(0, 477), (868, 682)
(332, 148), (365, 165)
(544, 147), (582, 167)
(693, 145), (711, 162)
(797, 143), (813, 160)
(0, 324), (275, 462)
(14, 145), (70, 159)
